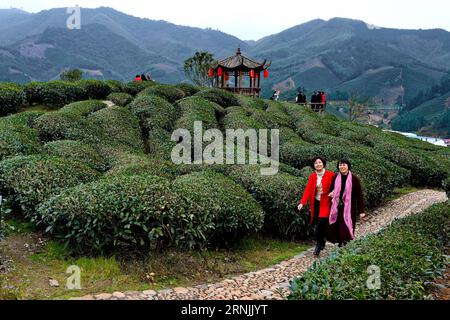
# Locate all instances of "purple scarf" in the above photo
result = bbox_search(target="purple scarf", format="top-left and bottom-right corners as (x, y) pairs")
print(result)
(329, 171), (354, 239)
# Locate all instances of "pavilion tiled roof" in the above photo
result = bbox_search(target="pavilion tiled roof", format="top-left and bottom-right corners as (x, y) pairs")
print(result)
(216, 48), (270, 70)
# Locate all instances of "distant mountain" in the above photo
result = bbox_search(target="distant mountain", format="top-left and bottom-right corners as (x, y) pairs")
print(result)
(1, 8), (450, 107)
(249, 18), (450, 102)
(0, 23), (183, 83)
(0, 7), (249, 83)
(0, 7), (249, 67)
(392, 90), (450, 138)
(391, 76), (450, 137)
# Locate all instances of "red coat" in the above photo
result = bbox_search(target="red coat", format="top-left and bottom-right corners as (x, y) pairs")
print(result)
(300, 170), (335, 224)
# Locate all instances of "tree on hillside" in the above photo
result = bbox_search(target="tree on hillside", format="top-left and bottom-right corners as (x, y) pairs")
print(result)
(391, 113), (425, 132)
(406, 73), (450, 110)
(60, 69), (83, 82)
(348, 92), (374, 122)
(184, 51), (215, 87)
(436, 111), (450, 134)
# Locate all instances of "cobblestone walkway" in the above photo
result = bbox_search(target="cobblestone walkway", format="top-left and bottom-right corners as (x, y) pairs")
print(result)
(72, 190), (448, 301)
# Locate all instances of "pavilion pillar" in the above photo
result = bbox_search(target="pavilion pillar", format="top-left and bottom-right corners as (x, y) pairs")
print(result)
(257, 72), (261, 97)
(239, 70), (243, 95)
(249, 72), (252, 97)
(235, 71), (238, 93)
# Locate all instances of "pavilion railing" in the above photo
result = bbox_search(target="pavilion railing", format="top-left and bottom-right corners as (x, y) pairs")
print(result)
(222, 87), (261, 96)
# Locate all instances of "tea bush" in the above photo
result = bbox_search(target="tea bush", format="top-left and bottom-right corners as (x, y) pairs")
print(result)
(236, 95), (268, 110)
(23, 82), (45, 105)
(0, 83), (26, 115)
(122, 81), (157, 96)
(106, 154), (179, 179)
(128, 94), (178, 132)
(33, 112), (100, 143)
(147, 128), (177, 161)
(224, 165), (309, 239)
(88, 106), (144, 152)
(105, 80), (125, 93)
(139, 84), (185, 103)
(34, 81), (85, 107)
(194, 88), (240, 108)
(36, 175), (178, 253)
(0, 155), (100, 215)
(223, 107), (266, 130)
(59, 100), (106, 116)
(443, 176), (450, 198)
(0, 112), (43, 161)
(76, 80), (111, 100)
(44, 140), (108, 172)
(173, 171), (265, 246)
(288, 202), (449, 300)
(36, 172), (264, 252)
(106, 92), (133, 107)
(175, 96), (220, 133)
(174, 83), (201, 96)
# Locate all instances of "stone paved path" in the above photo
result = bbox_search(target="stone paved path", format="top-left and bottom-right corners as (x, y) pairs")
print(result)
(71, 189), (448, 301)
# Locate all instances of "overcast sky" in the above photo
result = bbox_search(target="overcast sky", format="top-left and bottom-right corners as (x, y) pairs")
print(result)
(2, 0), (450, 40)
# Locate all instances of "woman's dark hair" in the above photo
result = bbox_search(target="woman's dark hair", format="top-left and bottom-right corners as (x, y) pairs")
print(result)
(337, 158), (352, 171)
(310, 156), (327, 170)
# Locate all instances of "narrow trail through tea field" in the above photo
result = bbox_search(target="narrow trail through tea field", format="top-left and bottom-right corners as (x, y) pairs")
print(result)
(73, 189), (447, 300)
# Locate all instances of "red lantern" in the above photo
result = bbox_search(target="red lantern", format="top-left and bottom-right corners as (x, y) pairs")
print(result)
(225, 72), (229, 81)
(217, 67), (223, 77)
(264, 69), (269, 78)
(250, 69), (255, 78)
(208, 68), (214, 77)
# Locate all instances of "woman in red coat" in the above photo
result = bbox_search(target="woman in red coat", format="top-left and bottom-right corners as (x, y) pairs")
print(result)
(297, 156), (335, 256)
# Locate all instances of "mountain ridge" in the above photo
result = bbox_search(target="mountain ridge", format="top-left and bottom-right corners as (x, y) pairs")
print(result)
(1, 7), (449, 106)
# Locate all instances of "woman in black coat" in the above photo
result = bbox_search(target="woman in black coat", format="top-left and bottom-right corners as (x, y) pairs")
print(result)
(327, 159), (366, 246)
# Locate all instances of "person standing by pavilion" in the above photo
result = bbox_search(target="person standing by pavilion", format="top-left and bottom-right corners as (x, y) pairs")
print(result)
(321, 91), (327, 111)
(317, 91), (324, 112)
(271, 90), (280, 101)
(311, 91), (318, 111)
(296, 90), (305, 104)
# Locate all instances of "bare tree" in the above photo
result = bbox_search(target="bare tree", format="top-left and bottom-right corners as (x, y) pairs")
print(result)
(348, 92), (374, 122)
(184, 51), (216, 87)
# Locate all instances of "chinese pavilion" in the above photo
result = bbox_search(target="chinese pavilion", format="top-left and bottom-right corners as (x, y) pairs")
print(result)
(209, 48), (271, 97)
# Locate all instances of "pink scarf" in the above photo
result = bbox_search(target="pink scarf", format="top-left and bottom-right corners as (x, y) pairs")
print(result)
(329, 172), (354, 239)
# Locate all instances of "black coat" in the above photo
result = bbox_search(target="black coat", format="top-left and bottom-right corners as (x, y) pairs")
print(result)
(326, 173), (365, 243)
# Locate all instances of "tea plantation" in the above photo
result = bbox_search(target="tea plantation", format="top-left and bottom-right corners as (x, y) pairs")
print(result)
(0, 80), (449, 253)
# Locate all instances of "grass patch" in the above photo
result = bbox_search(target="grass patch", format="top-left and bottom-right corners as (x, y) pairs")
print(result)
(121, 236), (310, 290)
(0, 230), (310, 299)
(5, 219), (36, 235)
(18, 104), (55, 113)
(384, 186), (421, 202)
